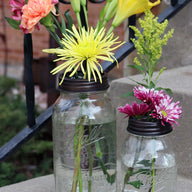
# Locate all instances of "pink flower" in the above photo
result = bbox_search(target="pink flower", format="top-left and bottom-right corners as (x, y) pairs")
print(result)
(9, 0), (25, 21)
(20, 0), (58, 33)
(133, 85), (164, 105)
(151, 95), (182, 127)
(118, 102), (152, 118)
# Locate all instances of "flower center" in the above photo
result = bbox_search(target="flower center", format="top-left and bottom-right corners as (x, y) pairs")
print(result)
(161, 110), (167, 117)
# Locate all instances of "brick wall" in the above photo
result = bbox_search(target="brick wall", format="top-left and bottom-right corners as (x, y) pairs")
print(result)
(0, 1), (124, 79)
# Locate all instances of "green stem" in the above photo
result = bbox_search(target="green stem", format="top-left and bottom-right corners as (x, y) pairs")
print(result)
(46, 27), (63, 48)
(71, 117), (85, 192)
(122, 137), (143, 191)
(151, 158), (156, 192)
(151, 138), (156, 192)
(106, 26), (114, 36)
(101, 20), (108, 29)
(88, 124), (93, 192)
(82, 6), (89, 30)
(79, 168), (83, 192)
(95, 142), (115, 185)
(76, 12), (82, 29)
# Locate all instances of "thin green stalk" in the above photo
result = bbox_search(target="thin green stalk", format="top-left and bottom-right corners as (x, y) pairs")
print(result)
(122, 137), (143, 191)
(82, 6), (88, 30)
(151, 158), (155, 192)
(151, 138), (156, 192)
(88, 124), (93, 192)
(71, 141), (82, 192)
(95, 142), (115, 185)
(46, 27), (63, 48)
(79, 168), (83, 192)
(71, 117), (85, 192)
(106, 26), (114, 36)
(76, 12), (82, 29)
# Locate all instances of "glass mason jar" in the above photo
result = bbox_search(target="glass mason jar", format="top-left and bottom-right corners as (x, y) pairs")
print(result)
(52, 73), (116, 192)
(120, 117), (177, 192)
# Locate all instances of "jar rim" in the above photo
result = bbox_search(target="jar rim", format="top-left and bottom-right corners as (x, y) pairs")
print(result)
(127, 117), (173, 136)
(58, 72), (109, 92)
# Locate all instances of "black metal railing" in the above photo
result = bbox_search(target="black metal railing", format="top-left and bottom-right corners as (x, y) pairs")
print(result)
(0, 0), (191, 163)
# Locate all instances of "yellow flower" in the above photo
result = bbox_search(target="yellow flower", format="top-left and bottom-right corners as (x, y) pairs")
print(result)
(43, 25), (123, 84)
(108, 0), (160, 33)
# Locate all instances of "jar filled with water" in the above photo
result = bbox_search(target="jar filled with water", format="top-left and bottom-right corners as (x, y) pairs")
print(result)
(120, 117), (177, 192)
(52, 73), (116, 192)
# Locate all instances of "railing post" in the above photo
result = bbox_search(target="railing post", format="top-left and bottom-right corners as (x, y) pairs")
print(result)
(24, 34), (36, 127)
(128, 15), (136, 42)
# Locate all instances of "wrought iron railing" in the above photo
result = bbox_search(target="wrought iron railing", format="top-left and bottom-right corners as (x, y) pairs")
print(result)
(0, 0), (191, 163)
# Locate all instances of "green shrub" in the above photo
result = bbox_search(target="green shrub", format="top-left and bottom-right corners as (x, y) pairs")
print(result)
(0, 76), (53, 187)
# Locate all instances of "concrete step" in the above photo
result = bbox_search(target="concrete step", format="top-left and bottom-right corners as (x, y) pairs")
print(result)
(0, 174), (191, 192)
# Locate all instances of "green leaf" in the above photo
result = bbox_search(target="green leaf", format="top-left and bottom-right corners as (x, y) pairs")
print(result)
(121, 91), (134, 97)
(128, 64), (145, 72)
(128, 180), (143, 189)
(40, 13), (53, 27)
(149, 81), (155, 89)
(64, 10), (74, 32)
(5, 17), (20, 30)
(137, 160), (152, 167)
(155, 67), (166, 83)
(59, 11), (67, 34)
(128, 78), (149, 89)
(99, 6), (105, 21)
(107, 173), (116, 184)
(51, 14), (62, 31)
(155, 87), (173, 94)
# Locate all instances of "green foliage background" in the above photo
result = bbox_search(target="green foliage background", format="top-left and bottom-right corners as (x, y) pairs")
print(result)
(0, 76), (53, 187)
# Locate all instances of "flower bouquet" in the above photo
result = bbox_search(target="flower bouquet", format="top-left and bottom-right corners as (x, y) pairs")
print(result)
(6, 0), (161, 192)
(118, 10), (182, 192)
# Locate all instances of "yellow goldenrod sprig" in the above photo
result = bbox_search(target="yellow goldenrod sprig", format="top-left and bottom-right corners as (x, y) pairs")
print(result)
(130, 10), (174, 88)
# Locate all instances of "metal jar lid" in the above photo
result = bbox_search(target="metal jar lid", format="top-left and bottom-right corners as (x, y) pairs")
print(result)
(127, 117), (173, 136)
(58, 72), (109, 92)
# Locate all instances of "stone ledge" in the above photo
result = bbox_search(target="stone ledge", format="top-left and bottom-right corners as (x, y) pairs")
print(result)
(0, 174), (191, 192)
(0, 175), (54, 192)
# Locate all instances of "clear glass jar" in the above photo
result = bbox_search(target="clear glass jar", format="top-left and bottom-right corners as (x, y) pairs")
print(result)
(52, 74), (116, 192)
(120, 117), (177, 192)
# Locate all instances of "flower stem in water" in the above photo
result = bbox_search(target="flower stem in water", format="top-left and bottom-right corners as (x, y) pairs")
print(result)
(71, 117), (85, 192)
(152, 158), (156, 192)
(88, 124), (93, 192)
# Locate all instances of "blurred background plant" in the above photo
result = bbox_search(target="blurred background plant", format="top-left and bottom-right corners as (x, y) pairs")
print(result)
(0, 76), (53, 187)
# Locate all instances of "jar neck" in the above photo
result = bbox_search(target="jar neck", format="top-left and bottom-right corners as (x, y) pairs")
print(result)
(59, 90), (106, 98)
(58, 72), (109, 93)
(127, 117), (173, 136)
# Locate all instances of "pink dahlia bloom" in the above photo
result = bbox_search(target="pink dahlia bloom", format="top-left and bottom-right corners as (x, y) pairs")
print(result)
(118, 102), (152, 118)
(151, 95), (182, 127)
(133, 85), (164, 105)
(9, 0), (25, 21)
(20, 0), (58, 33)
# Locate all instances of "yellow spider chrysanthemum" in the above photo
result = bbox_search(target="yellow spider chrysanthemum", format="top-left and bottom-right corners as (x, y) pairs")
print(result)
(43, 25), (123, 84)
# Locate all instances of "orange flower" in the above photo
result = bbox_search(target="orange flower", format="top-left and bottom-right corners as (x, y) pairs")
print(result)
(20, 0), (58, 33)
